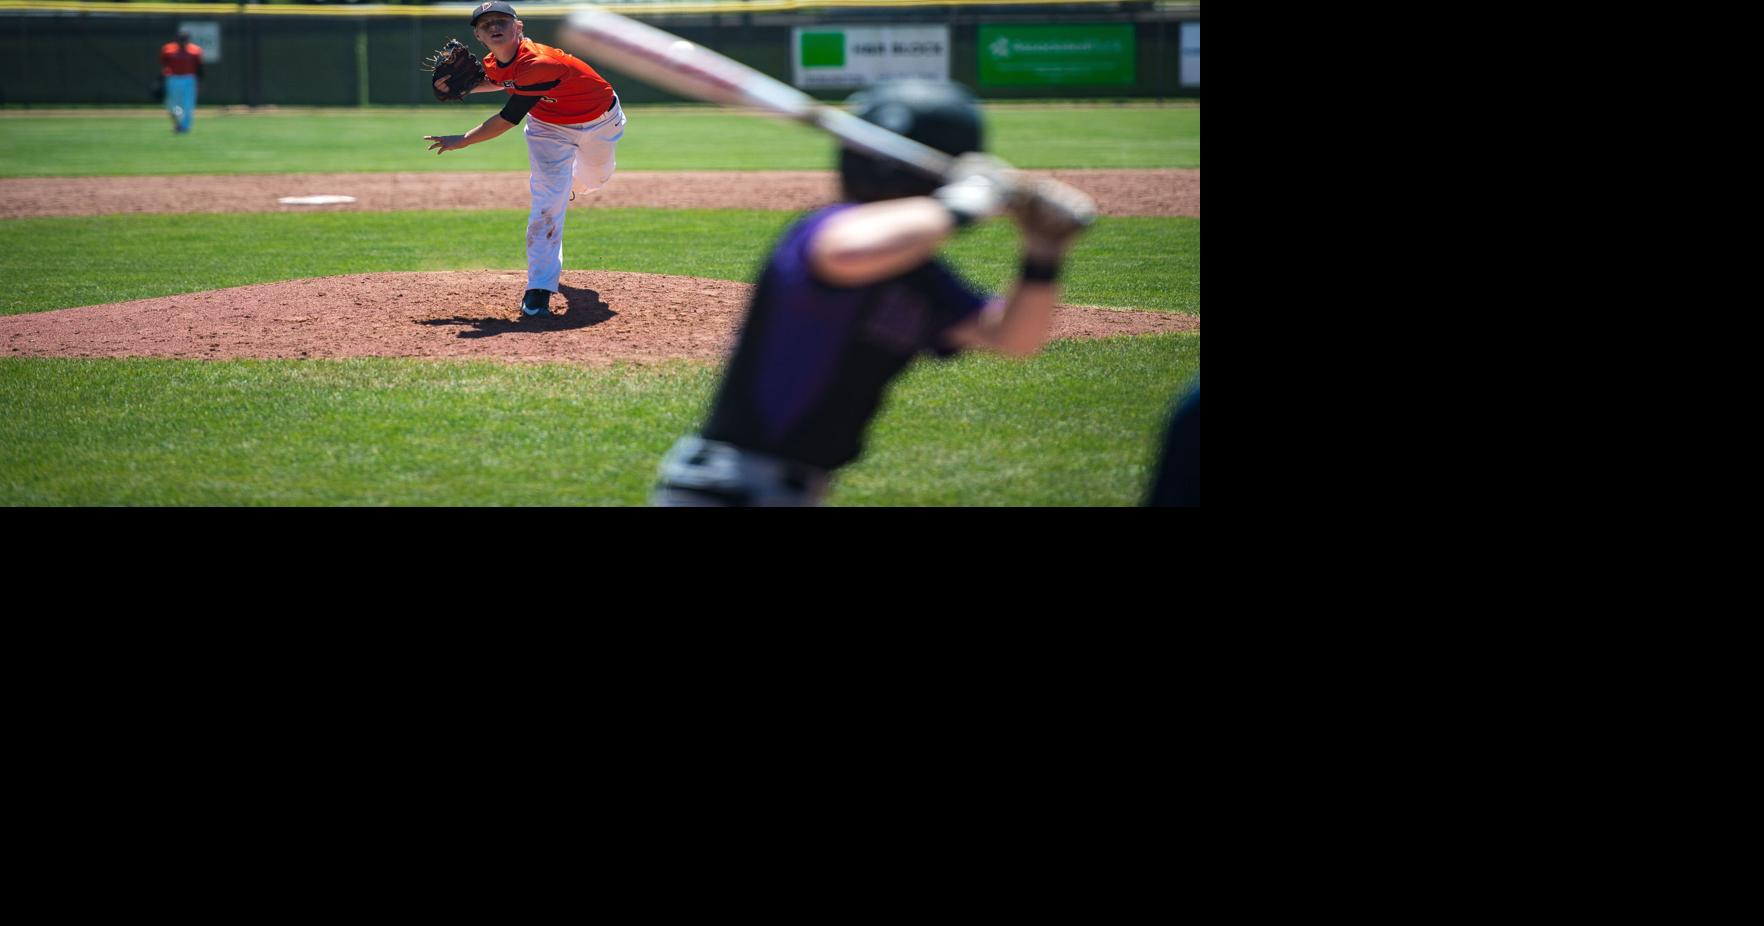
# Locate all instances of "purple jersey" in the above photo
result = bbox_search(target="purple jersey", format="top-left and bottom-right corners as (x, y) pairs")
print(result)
(701, 204), (990, 470)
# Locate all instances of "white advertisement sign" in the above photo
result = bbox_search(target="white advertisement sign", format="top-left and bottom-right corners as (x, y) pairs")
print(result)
(179, 21), (222, 63)
(1179, 22), (1199, 87)
(792, 25), (950, 89)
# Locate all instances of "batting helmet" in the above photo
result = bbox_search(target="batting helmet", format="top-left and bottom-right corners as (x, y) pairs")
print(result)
(840, 80), (984, 203)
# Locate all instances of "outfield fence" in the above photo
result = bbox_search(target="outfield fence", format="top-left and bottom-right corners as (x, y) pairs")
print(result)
(0, 0), (1199, 106)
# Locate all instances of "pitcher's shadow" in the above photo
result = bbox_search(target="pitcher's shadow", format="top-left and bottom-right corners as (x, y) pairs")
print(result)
(420, 284), (617, 338)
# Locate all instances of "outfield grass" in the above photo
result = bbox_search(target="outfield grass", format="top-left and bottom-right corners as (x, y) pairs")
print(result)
(0, 105), (1199, 176)
(840, 334), (1199, 506)
(0, 210), (1200, 316)
(0, 335), (1197, 506)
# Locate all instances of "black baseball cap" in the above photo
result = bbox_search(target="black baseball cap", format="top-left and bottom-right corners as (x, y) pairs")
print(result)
(471, 2), (516, 25)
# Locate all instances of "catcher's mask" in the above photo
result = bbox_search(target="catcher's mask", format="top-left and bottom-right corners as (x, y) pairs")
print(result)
(839, 80), (984, 203)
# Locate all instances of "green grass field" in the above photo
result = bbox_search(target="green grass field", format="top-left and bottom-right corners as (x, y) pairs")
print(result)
(0, 105), (1199, 506)
(0, 336), (1196, 505)
(0, 211), (1199, 317)
(0, 105), (1199, 176)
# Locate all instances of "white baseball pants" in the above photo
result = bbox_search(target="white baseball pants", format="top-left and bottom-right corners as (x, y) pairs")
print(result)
(522, 100), (627, 294)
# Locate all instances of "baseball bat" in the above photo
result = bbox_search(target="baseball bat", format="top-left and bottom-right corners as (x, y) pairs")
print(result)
(562, 8), (956, 180)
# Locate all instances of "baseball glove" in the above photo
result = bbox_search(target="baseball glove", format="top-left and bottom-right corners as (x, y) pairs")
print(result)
(423, 39), (486, 102)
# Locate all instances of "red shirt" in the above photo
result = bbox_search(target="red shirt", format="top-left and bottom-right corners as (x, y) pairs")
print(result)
(160, 42), (202, 77)
(482, 38), (615, 125)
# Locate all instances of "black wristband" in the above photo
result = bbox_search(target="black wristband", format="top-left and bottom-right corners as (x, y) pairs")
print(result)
(1021, 256), (1062, 282)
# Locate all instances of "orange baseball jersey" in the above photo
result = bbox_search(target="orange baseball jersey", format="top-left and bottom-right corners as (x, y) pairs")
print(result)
(160, 42), (202, 77)
(483, 38), (615, 125)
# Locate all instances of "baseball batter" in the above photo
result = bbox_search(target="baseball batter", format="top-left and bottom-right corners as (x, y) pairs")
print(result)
(160, 30), (203, 134)
(651, 81), (1093, 506)
(424, 2), (626, 317)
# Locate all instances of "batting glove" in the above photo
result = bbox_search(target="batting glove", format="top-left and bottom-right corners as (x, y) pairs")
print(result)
(933, 153), (1017, 228)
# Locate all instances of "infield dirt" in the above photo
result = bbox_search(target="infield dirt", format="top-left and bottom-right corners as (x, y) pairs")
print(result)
(1, 169), (1198, 363)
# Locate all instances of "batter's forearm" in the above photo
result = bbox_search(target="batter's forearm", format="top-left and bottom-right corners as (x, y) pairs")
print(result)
(986, 281), (1059, 358)
(946, 236), (1068, 358)
(809, 198), (956, 287)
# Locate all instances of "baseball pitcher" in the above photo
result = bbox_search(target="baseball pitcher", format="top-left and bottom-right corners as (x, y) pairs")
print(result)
(423, 2), (627, 317)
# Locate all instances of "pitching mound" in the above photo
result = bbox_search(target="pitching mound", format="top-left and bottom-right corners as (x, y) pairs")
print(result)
(0, 271), (1199, 366)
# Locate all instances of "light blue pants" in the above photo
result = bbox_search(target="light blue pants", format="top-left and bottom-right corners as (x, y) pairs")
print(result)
(522, 100), (626, 293)
(164, 74), (197, 132)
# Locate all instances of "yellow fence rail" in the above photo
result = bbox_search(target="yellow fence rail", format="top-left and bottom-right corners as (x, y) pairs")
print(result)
(2, 0), (1196, 19)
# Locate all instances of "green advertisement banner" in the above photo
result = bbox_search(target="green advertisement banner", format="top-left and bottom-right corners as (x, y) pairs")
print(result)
(978, 24), (1135, 87)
